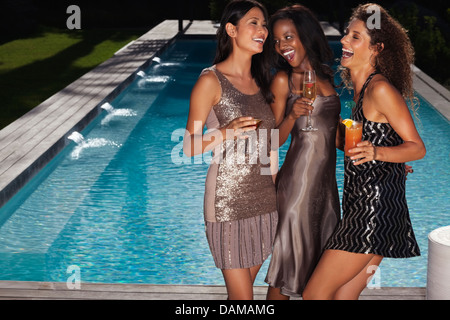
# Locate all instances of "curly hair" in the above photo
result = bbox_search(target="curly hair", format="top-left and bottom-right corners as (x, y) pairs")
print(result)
(341, 3), (416, 103)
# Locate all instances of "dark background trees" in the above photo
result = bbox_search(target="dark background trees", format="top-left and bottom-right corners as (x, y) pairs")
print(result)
(1, 0), (449, 86)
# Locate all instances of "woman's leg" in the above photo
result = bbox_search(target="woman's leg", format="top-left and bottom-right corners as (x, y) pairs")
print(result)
(266, 286), (290, 300)
(249, 264), (262, 284)
(334, 255), (383, 300)
(302, 250), (381, 300)
(222, 264), (262, 300)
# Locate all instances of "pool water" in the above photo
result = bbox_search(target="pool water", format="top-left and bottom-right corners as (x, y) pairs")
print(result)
(0, 40), (448, 287)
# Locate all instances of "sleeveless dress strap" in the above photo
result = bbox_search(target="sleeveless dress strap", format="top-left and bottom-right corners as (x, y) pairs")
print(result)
(355, 72), (378, 109)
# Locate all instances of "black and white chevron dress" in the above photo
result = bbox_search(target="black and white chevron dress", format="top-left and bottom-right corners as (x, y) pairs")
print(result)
(325, 73), (420, 258)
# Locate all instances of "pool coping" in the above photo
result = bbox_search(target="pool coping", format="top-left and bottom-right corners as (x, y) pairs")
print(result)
(0, 281), (426, 300)
(412, 65), (450, 121)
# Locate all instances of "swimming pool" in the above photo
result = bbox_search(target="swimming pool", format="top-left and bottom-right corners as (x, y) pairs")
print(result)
(0, 39), (448, 287)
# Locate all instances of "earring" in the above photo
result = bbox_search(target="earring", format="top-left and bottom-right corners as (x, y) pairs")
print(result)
(369, 54), (378, 68)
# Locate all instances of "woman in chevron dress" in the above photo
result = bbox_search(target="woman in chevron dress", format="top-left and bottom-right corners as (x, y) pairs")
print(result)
(303, 4), (426, 300)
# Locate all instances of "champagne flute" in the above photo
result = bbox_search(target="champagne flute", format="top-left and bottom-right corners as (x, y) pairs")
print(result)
(244, 118), (262, 153)
(301, 70), (318, 132)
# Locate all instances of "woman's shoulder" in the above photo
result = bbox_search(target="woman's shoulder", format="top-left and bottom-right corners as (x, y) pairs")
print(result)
(200, 65), (218, 78)
(192, 66), (221, 104)
(270, 70), (290, 95)
(271, 71), (289, 88)
(364, 74), (407, 119)
(366, 74), (402, 102)
(198, 66), (220, 86)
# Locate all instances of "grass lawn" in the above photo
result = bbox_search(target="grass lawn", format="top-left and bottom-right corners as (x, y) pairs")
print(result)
(0, 26), (147, 129)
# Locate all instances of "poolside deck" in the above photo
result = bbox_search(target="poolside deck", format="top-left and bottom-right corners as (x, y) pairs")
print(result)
(0, 20), (448, 301)
(0, 281), (425, 300)
(0, 20), (214, 209)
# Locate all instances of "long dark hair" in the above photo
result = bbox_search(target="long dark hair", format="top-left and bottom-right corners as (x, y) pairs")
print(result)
(214, 0), (273, 103)
(268, 5), (334, 87)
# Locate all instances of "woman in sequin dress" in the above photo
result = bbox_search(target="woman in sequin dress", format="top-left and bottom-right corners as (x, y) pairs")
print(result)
(183, 0), (278, 300)
(264, 5), (342, 299)
(303, 4), (426, 300)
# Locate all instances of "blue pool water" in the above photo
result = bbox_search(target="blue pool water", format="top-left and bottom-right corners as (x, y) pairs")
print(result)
(0, 40), (448, 287)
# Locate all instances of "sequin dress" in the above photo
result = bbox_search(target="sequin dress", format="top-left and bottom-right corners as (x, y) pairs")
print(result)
(202, 66), (278, 270)
(265, 89), (341, 297)
(325, 72), (420, 258)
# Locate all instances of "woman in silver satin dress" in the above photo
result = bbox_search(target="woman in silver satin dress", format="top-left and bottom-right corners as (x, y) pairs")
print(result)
(264, 5), (343, 299)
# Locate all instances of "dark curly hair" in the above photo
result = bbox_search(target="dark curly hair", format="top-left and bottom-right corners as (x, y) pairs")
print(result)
(341, 3), (416, 104)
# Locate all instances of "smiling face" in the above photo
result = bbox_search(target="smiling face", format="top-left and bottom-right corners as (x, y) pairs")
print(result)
(340, 19), (377, 71)
(228, 7), (268, 54)
(272, 18), (308, 70)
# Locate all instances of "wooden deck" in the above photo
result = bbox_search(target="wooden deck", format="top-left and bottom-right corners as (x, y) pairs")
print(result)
(0, 281), (426, 300)
(0, 20), (207, 208)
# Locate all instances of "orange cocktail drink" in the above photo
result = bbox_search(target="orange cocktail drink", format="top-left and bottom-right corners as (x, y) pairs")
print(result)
(344, 120), (363, 157)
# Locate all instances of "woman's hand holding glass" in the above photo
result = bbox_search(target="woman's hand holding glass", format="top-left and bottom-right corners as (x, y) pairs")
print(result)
(223, 116), (259, 140)
(288, 97), (314, 120)
(348, 140), (377, 165)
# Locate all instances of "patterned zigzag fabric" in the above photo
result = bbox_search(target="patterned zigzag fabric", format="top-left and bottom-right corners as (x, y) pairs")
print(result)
(325, 72), (420, 258)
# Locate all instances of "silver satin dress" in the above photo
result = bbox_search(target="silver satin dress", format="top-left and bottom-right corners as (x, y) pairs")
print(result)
(265, 93), (341, 297)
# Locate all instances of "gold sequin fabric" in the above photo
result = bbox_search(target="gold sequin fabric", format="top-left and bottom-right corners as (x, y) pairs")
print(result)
(203, 66), (277, 223)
